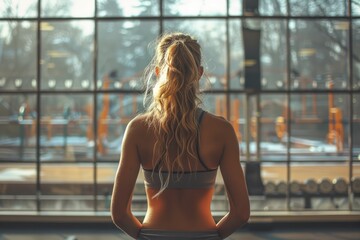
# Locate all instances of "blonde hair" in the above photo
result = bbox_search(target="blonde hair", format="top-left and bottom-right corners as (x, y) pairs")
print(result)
(144, 32), (203, 197)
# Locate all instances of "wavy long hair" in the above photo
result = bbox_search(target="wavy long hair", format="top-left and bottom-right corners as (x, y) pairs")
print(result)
(144, 33), (203, 197)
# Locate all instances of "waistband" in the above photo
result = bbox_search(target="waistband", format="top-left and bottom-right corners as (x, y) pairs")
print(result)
(137, 228), (221, 240)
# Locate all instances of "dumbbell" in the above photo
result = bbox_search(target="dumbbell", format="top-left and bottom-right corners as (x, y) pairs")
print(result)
(319, 178), (333, 195)
(333, 178), (348, 195)
(352, 177), (360, 194)
(290, 180), (302, 195)
(303, 178), (318, 195)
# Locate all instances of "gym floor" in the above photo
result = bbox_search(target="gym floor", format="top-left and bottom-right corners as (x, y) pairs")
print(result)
(1, 222), (359, 240)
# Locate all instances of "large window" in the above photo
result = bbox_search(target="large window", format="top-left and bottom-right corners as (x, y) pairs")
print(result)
(0, 0), (359, 214)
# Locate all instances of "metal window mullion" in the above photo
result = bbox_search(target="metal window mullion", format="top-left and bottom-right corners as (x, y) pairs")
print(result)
(35, 0), (42, 213)
(286, 0), (292, 212)
(348, 0), (354, 211)
(93, 0), (98, 212)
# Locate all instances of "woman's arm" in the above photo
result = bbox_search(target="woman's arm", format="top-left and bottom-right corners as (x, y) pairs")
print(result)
(111, 118), (142, 239)
(216, 121), (250, 239)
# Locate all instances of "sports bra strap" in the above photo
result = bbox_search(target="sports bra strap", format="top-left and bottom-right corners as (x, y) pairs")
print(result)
(196, 108), (211, 170)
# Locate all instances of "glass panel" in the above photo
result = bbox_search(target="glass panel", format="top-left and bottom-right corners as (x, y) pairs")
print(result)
(164, 0), (227, 16)
(290, 0), (348, 16)
(0, 94), (37, 161)
(354, 20), (360, 90)
(0, 21), (37, 90)
(229, 0), (243, 15)
(40, 94), (93, 161)
(353, 94), (360, 210)
(290, 20), (349, 90)
(353, 163), (360, 210)
(0, 0), (37, 18)
(97, 94), (144, 160)
(260, 94), (288, 160)
(229, 20), (244, 89)
(97, 20), (159, 90)
(290, 94), (350, 162)
(164, 20), (227, 90)
(41, 0), (95, 17)
(290, 163), (349, 210)
(255, 163), (287, 210)
(40, 163), (94, 211)
(259, 0), (287, 15)
(354, 94), (360, 162)
(353, 0), (360, 16)
(41, 21), (94, 90)
(0, 163), (36, 210)
(97, 0), (160, 17)
(261, 20), (287, 90)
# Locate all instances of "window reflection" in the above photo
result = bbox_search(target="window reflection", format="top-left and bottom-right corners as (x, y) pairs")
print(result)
(0, 21), (37, 90)
(290, 20), (349, 90)
(97, 0), (159, 17)
(164, 0), (227, 16)
(40, 163), (94, 211)
(290, 94), (350, 160)
(0, 163), (36, 210)
(41, 0), (95, 17)
(0, 95), (37, 161)
(290, 0), (348, 16)
(41, 21), (94, 90)
(0, 0), (37, 18)
(40, 94), (94, 161)
(97, 20), (159, 90)
(354, 20), (360, 90)
(354, 0), (360, 16)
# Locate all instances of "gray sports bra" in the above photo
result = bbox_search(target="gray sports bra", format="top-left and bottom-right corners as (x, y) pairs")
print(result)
(143, 108), (217, 189)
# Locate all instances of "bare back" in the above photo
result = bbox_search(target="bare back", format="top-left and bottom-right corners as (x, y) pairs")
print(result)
(134, 111), (229, 231)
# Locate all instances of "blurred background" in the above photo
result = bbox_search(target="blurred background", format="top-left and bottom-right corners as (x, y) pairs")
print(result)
(0, 0), (359, 231)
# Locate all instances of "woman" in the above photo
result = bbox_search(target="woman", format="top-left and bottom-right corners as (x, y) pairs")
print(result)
(111, 33), (250, 240)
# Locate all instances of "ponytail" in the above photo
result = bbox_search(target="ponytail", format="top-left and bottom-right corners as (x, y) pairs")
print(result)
(144, 33), (203, 197)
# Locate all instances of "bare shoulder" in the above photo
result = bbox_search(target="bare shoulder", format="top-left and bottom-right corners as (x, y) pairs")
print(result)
(124, 113), (149, 136)
(203, 111), (234, 133)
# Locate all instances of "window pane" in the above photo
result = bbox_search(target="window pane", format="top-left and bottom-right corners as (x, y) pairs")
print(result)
(97, 20), (159, 90)
(259, 0), (287, 15)
(353, 163), (360, 210)
(41, 21), (94, 91)
(229, 20), (244, 89)
(260, 94), (288, 159)
(164, 20), (227, 90)
(290, 20), (349, 90)
(0, 94), (37, 161)
(290, 163), (349, 210)
(0, 0), (37, 18)
(354, 94), (360, 161)
(97, 94), (144, 160)
(354, 20), (360, 90)
(229, 0), (242, 15)
(261, 20), (287, 90)
(97, 0), (160, 17)
(259, 163), (287, 211)
(41, 0), (95, 17)
(0, 163), (36, 211)
(0, 21), (37, 90)
(353, 94), (360, 210)
(290, 0), (348, 16)
(40, 163), (94, 211)
(290, 94), (350, 161)
(40, 94), (93, 161)
(164, 0), (227, 16)
(353, 0), (360, 15)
